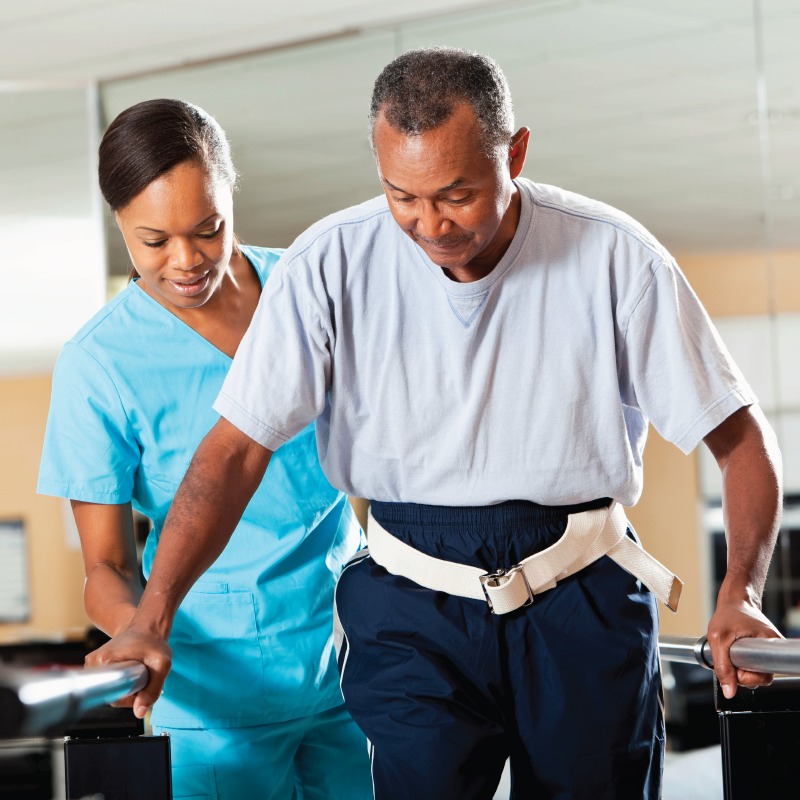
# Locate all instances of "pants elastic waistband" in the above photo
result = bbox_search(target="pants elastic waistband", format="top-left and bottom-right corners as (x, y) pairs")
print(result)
(369, 498), (612, 531)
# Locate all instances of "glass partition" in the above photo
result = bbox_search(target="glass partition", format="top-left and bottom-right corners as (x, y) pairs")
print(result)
(97, 1), (783, 260)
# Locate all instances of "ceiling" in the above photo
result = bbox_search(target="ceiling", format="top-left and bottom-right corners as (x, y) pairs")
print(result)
(2, 0), (799, 279)
(1, 0), (509, 85)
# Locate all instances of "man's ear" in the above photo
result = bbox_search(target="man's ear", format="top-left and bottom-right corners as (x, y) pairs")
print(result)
(508, 127), (531, 179)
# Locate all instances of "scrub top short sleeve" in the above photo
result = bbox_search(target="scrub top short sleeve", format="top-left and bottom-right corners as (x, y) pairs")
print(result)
(38, 341), (139, 503)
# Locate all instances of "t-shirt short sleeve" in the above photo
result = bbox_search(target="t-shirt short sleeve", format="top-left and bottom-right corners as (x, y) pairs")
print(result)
(214, 258), (331, 450)
(38, 341), (139, 503)
(621, 257), (756, 454)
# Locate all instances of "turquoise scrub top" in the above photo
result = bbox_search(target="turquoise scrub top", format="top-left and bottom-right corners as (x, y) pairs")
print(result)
(38, 246), (361, 728)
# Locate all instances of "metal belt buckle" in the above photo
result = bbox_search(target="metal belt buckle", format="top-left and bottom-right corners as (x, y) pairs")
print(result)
(479, 566), (534, 614)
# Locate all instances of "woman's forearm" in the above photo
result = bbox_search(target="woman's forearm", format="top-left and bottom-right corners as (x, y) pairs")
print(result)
(84, 561), (143, 636)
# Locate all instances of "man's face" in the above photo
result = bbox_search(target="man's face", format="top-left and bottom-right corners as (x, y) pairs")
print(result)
(373, 102), (528, 282)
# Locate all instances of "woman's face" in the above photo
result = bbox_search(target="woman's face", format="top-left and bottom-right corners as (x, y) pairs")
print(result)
(115, 160), (235, 311)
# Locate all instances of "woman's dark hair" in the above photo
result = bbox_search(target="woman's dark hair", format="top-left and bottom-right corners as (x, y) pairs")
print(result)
(98, 98), (237, 212)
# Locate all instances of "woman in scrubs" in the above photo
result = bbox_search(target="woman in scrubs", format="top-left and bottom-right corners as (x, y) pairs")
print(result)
(38, 99), (372, 800)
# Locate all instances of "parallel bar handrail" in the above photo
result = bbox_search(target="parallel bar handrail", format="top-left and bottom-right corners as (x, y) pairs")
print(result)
(2, 636), (799, 740)
(659, 635), (800, 675)
(0, 661), (148, 739)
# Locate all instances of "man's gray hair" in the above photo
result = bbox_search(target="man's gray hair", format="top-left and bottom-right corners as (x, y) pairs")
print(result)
(369, 47), (515, 159)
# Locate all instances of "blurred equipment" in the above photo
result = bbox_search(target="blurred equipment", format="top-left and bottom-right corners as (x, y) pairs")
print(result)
(0, 661), (147, 739)
(0, 638), (170, 799)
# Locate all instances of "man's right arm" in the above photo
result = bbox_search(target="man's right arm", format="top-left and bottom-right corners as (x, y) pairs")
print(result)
(84, 416), (272, 718)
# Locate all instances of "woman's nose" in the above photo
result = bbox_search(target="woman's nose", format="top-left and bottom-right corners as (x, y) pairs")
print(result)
(170, 238), (203, 270)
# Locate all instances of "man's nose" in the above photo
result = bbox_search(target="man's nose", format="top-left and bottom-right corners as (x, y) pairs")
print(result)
(415, 202), (450, 241)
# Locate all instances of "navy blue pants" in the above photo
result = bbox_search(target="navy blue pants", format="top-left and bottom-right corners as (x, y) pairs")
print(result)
(335, 499), (664, 800)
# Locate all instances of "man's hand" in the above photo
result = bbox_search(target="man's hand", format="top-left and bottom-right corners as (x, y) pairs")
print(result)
(80, 418), (271, 719)
(706, 586), (782, 699)
(703, 404), (783, 700)
(85, 626), (173, 719)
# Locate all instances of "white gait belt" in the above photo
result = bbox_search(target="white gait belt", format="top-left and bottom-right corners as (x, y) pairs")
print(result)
(367, 502), (682, 615)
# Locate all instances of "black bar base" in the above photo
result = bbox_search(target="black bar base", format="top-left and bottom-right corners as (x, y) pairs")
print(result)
(65, 734), (172, 800)
(716, 677), (800, 799)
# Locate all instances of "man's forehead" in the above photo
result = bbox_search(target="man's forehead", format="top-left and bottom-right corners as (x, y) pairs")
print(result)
(374, 107), (484, 162)
(381, 175), (467, 195)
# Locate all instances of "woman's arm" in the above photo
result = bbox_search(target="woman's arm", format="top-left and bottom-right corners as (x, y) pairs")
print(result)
(71, 500), (143, 637)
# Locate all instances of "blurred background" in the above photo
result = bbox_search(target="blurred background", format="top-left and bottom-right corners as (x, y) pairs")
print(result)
(1, 2), (799, 793)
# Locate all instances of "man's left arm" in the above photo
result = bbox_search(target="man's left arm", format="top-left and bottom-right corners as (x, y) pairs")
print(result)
(703, 403), (783, 699)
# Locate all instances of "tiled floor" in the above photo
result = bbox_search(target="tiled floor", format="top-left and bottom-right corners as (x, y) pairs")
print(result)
(492, 760), (512, 798)
(492, 746), (724, 799)
(663, 746), (724, 800)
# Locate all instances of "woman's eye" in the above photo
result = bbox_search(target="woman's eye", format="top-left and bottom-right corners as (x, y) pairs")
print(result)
(198, 227), (222, 239)
(143, 240), (166, 248)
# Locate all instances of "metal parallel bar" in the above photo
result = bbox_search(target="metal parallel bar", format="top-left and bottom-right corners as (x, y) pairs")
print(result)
(2, 635), (799, 740)
(0, 662), (148, 739)
(659, 635), (800, 676)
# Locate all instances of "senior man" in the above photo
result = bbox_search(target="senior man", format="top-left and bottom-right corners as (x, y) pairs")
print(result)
(89, 48), (782, 799)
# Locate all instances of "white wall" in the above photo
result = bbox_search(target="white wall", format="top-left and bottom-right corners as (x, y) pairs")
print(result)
(0, 88), (105, 376)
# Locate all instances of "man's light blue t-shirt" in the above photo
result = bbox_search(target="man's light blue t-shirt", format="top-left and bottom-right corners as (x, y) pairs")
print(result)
(216, 180), (755, 507)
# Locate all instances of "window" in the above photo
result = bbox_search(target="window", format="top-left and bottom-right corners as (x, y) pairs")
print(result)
(0, 519), (30, 623)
